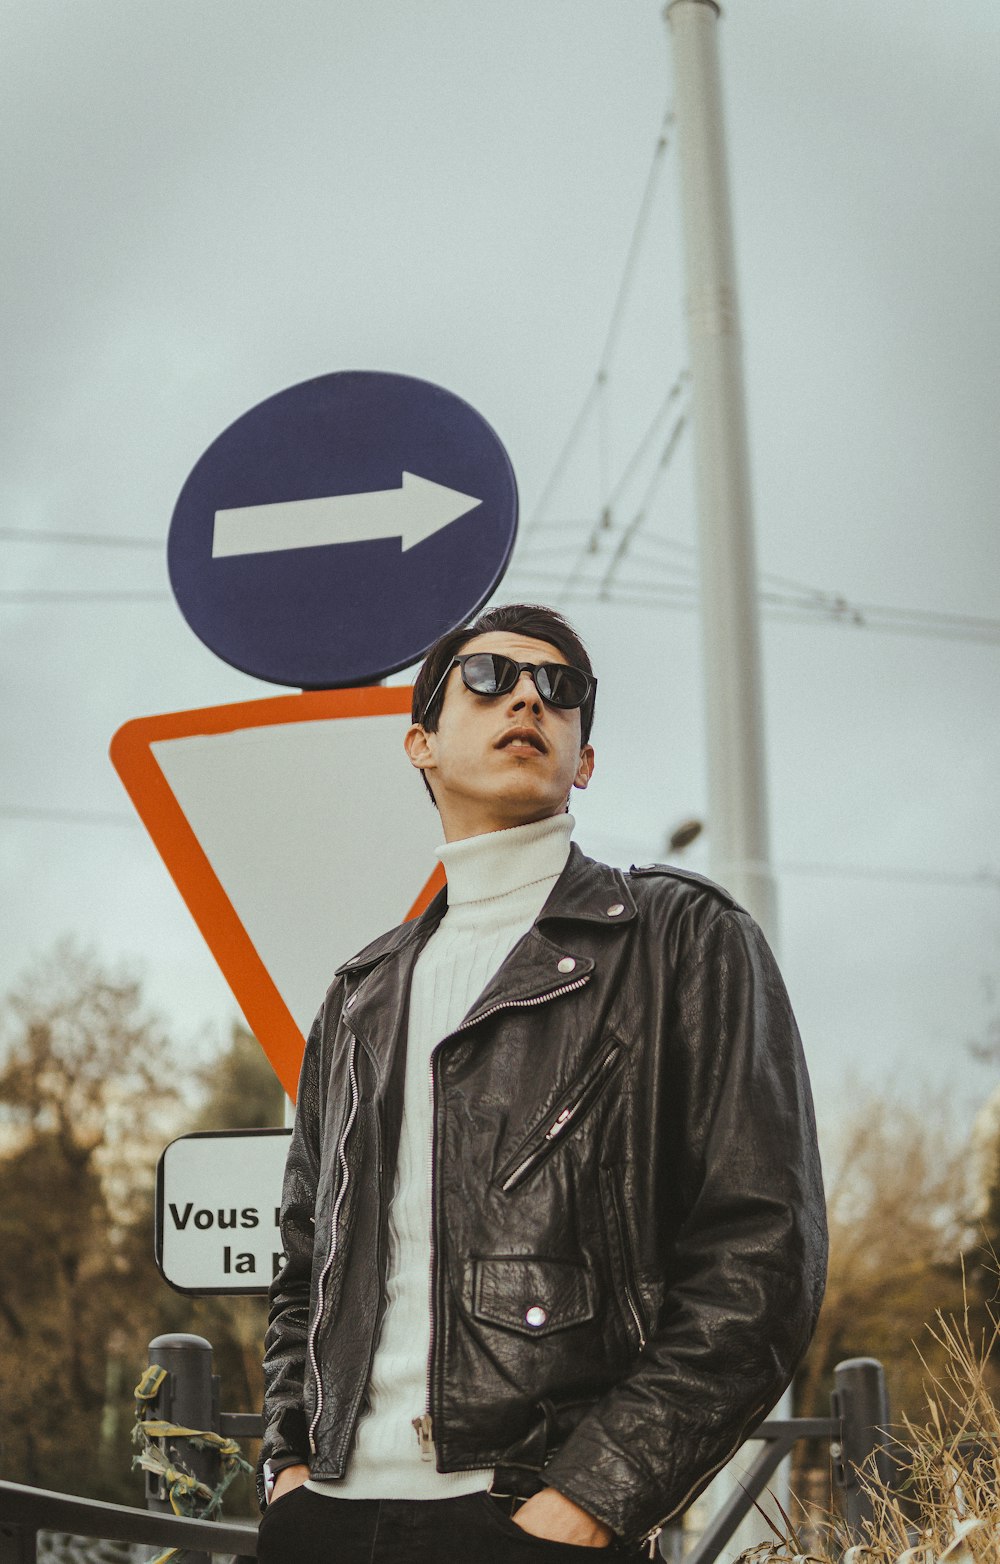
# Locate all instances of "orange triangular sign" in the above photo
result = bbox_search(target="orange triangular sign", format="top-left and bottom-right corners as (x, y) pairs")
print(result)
(111, 687), (444, 1098)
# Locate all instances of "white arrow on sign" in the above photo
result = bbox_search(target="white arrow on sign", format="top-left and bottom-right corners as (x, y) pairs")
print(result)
(212, 471), (482, 559)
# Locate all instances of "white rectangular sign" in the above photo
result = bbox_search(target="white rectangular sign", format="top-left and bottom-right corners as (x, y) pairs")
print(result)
(156, 1129), (292, 1295)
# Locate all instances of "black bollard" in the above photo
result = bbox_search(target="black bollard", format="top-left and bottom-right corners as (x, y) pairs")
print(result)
(831, 1356), (893, 1542)
(143, 1333), (221, 1564)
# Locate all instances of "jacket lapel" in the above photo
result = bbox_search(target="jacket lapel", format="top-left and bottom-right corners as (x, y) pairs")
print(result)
(336, 842), (637, 1063)
(336, 890), (445, 1081)
(448, 844), (638, 1032)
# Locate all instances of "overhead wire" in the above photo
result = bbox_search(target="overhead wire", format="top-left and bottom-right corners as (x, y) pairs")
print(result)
(847, 599), (1000, 634)
(602, 373), (689, 514)
(519, 428), (1000, 641)
(502, 92), (998, 654)
(508, 392), (691, 604)
(516, 372), (688, 561)
(525, 380), (604, 533)
(597, 373), (612, 515)
(593, 110), (673, 379)
(594, 835), (1000, 892)
(598, 406), (690, 598)
(8, 525), (990, 648)
(4, 796), (996, 889)
(524, 391), (691, 604)
(0, 528), (166, 603)
(0, 590), (171, 603)
(509, 572), (1000, 646)
(0, 526), (163, 549)
(737, 858), (1000, 892)
(609, 546), (696, 579)
(508, 570), (695, 602)
(504, 106), (696, 603)
(635, 531), (824, 598)
(0, 804), (137, 826)
(523, 107), (674, 540)
(3, 577), (994, 647)
(2, 96), (994, 658)
(763, 609), (1000, 646)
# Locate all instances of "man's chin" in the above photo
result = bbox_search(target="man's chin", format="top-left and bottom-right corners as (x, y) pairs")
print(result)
(492, 793), (569, 828)
(435, 771), (573, 835)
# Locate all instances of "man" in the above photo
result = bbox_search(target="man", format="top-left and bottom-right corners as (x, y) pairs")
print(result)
(257, 603), (827, 1561)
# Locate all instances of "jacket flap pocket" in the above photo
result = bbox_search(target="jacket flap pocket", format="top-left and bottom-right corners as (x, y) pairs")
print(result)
(472, 1256), (595, 1337)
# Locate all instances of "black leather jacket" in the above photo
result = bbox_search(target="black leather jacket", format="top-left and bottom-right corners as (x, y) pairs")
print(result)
(259, 847), (827, 1545)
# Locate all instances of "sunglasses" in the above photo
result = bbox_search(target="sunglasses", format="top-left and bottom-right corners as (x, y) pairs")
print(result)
(421, 652), (596, 725)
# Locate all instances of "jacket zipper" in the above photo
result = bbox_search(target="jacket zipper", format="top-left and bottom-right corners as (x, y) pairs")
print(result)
(307, 1033), (361, 1455)
(605, 1164), (647, 1350)
(500, 1039), (623, 1192)
(418, 1045), (440, 1462)
(636, 1398), (772, 1553)
(419, 971), (592, 1460)
(333, 1086), (390, 1468)
(458, 974), (591, 1034)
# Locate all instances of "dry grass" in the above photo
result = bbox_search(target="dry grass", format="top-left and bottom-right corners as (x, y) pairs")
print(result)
(738, 1294), (1000, 1564)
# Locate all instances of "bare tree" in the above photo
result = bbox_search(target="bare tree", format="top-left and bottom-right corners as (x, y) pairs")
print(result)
(0, 940), (178, 1496)
(796, 1092), (977, 1427)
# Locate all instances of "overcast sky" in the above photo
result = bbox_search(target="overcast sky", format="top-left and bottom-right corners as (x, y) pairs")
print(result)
(2, 0), (998, 1154)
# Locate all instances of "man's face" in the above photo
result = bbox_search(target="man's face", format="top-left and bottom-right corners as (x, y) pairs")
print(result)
(404, 631), (596, 841)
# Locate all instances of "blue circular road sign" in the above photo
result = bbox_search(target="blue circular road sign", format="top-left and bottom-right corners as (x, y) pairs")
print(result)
(168, 371), (518, 688)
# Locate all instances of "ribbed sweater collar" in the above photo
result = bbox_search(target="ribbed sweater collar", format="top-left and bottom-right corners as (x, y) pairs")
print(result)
(436, 814), (574, 908)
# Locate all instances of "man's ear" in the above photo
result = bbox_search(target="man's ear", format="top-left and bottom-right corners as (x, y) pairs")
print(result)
(572, 744), (595, 791)
(404, 723), (436, 773)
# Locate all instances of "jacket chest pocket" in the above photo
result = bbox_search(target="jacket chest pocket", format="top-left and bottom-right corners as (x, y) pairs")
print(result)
(495, 1038), (626, 1193)
(471, 1255), (595, 1337)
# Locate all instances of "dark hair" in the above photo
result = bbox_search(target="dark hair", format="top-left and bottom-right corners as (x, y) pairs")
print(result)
(412, 602), (596, 742)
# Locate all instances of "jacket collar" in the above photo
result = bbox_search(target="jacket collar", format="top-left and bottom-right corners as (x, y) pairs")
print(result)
(336, 842), (636, 982)
(336, 844), (636, 1068)
(535, 841), (637, 929)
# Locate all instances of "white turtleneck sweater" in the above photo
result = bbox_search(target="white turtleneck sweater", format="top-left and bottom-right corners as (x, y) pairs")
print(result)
(308, 812), (575, 1500)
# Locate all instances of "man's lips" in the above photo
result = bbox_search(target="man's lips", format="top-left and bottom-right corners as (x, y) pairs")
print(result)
(496, 727), (547, 755)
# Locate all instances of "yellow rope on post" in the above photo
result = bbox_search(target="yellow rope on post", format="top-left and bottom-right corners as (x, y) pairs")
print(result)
(131, 1361), (254, 1559)
(134, 1364), (169, 1403)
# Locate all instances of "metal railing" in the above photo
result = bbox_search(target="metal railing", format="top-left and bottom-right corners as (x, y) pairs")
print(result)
(678, 1358), (892, 1564)
(0, 1481), (256, 1563)
(0, 1342), (893, 1564)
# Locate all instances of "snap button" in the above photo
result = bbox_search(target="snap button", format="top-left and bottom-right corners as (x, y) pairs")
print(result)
(557, 957), (576, 974)
(607, 903), (625, 917)
(524, 1305), (548, 1328)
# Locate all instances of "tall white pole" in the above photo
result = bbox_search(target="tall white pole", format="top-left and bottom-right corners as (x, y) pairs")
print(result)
(666, 0), (778, 946)
(665, 9), (788, 1549)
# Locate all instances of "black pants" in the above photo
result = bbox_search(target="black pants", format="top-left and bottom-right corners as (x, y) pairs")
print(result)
(256, 1487), (649, 1562)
